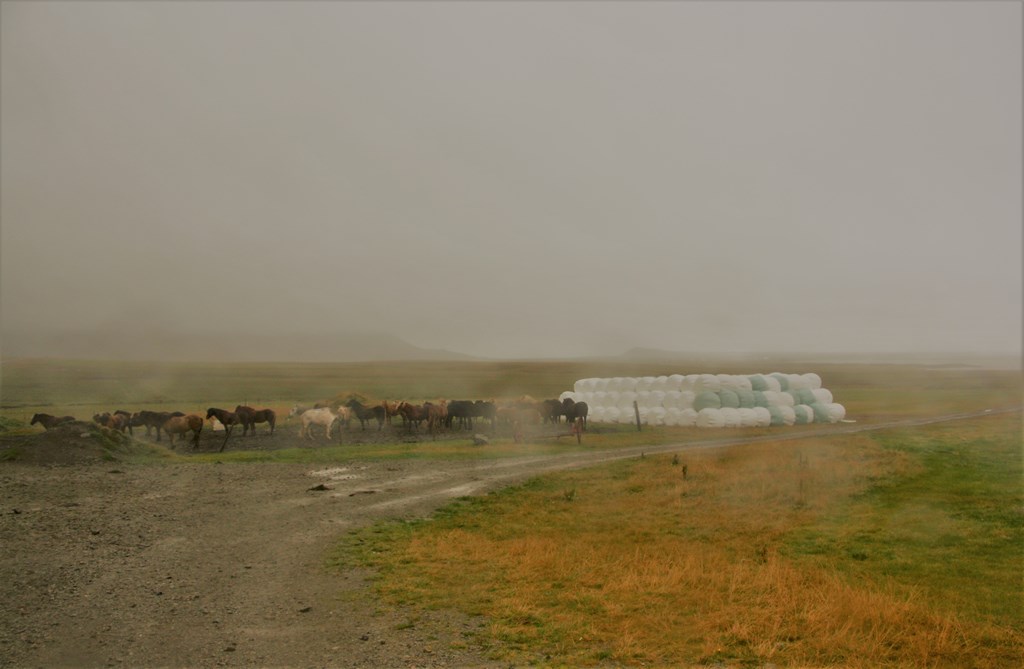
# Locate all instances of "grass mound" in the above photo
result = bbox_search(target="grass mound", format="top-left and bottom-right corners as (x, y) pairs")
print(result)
(0, 422), (172, 465)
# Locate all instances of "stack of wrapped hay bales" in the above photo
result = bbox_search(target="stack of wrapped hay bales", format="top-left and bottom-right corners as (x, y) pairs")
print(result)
(560, 373), (845, 428)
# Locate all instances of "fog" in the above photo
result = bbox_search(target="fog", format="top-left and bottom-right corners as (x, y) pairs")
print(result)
(2, 1), (1020, 361)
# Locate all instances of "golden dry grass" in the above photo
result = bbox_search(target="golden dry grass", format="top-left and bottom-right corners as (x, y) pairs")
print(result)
(349, 414), (1023, 667)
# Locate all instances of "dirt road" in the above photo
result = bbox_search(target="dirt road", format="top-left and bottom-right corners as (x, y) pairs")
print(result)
(1, 409), (1013, 668)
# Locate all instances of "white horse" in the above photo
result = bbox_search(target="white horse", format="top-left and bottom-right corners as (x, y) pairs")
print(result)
(298, 408), (336, 440)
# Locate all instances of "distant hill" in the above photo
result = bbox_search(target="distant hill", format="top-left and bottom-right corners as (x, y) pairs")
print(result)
(0, 329), (476, 363)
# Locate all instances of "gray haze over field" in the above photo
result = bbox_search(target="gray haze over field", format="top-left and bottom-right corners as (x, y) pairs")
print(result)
(1, 1), (1021, 362)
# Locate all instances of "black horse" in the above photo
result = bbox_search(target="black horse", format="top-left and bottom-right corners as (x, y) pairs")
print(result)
(206, 408), (240, 452)
(345, 399), (386, 431)
(30, 413), (75, 430)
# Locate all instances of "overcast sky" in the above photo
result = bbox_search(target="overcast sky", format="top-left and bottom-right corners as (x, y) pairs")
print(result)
(2, 1), (1020, 360)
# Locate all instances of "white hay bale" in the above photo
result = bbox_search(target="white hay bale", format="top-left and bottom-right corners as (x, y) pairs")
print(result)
(803, 373), (823, 389)
(637, 376), (655, 391)
(812, 388), (833, 404)
(693, 374), (721, 393)
(827, 403), (846, 423)
(559, 391), (576, 402)
(649, 390), (666, 407)
(617, 391), (638, 409)
(605, 391), (620, 407)
(721, 407), (741, 428)
(779, 405), (796, 426)
(787, 374), (810, 391)
(738, 408), (759, 428)
(589, 406), (605, 423)
(678, 408), (698, 426)
(651, 376), (669, 392)
(777, 392), (796, 408)
(649, 407), (666, 426)
(678, 391), (696, 410)
(664, 407), (680, 426)
(763, 375), (782, 392)
(603, 407), (620, 423)
(753, 407), (772, 427)
(697, 408), (724, 428)
(663, 391), (682, 409)
(667, 374), (685, 391)
(593, 391), (608, 407)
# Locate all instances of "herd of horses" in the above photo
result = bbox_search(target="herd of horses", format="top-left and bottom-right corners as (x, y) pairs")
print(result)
(27, 396), (589, 450)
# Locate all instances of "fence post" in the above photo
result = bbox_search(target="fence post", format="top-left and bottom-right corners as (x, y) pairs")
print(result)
(634, 401), (641, 431)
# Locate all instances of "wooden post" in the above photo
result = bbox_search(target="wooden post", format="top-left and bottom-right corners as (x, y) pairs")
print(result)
(634, 401), (641, 431)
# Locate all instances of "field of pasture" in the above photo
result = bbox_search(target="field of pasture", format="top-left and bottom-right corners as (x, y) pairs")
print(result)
(1, 355), (1021, 667)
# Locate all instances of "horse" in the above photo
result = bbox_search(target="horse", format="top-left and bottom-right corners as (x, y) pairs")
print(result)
(298, 408), (341, 441)
(235, 405), (276, 436)
(205, 408), (240, 452)
(397, 402), (428, 431)
(93, 413), (129, 433)
(568, 400), (589, 430)
(163, 414), (203, 449)
(30, 413), (75, 430)
(425, 401), (448, 437)
(381, 400), (401, 425)
(540, 399), (563, 424)
(131, 411), (184, 440)
(345, 399), (385, 431)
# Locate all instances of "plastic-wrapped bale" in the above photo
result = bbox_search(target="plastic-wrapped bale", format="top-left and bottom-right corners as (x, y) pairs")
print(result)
(678, 391), (696, 410)
(812, 388), (834, 405)
(593, 391), (608, 408)
(663, 391), (682, 409)
(697, 408), (725, 428)
(809, 403), (831, 423)
(736, 389), (756, 408)
(664, 408), (680, 426)
(636, 407), (651, 425)
(792, 388), (817, 405)
(738, 408), (759, 427)
(752, 407), (772, 427)
(803, 373), (823, 390)
(753, 390), (770, 408)
(793, 405), (813, 425)
(597, 378), (612, 392)
(637, 377), (655, 392)
(725, 375), (753, 392)
(779, 405), (796, 426)
(770, 373), (790, 391)
(787, 374), (810, 391)
(719, 389), (740, 409)
(721, 408), (741, 428)
(763, 375), (782, 392)
(605, 391), (621, 408)
(694, 374), (722, 393)
(678, 408), (698, 426)
(767, 406), (785, 426)
(649, 407), (666, 426)
(604, 407), (620, 423)
(694, 391), (722, 411)
(667, 374), (685, 391)
(636, 391), (651, 408)
(617, 391), (638, 409)
(559, 391), (575, 402)
(684, 374), (700, 390)
(748, 374), (769, 391)
(649, 390), (666, 408)
(622, 378), (639, 392)
(573, 379), (589, 394)
(589, 406), (605, 423)
(776, 392), (797, 408)
(827, 403), (846, 423)
(651, 376), (669, 392)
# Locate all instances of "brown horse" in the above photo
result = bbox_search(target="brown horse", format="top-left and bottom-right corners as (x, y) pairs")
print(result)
(234, 405), (276, 436)
(163, 414), (204, 449)
(30, 413), (75, 430)
(93, 412), (129, 433)
(206, 408), (240, 452)
(130, 411), (185, 440)
(345, 400), (385, 431)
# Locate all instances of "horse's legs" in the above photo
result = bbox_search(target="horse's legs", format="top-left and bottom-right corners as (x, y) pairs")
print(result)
(219, 426), (231, 453)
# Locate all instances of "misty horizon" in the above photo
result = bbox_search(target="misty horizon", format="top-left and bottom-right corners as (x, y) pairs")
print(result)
(2, 2), (1020, 362)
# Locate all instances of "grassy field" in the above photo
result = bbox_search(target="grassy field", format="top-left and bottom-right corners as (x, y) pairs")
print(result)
(339, 412), (1023, 668)
(1, 356), (1020, 424)
(3, 356), (1022, 666)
